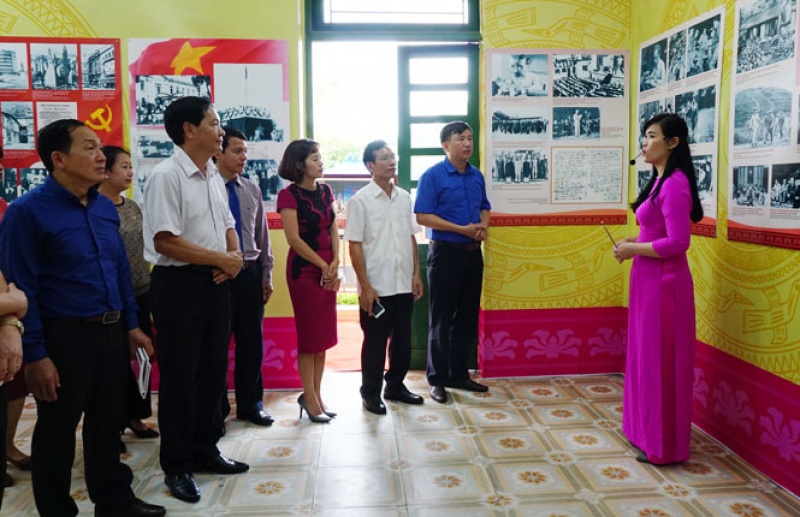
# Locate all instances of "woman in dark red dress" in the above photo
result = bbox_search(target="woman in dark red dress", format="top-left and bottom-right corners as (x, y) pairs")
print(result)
(277, 139), (339, 423)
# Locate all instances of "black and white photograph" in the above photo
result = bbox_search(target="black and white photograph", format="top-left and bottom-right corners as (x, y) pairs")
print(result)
(492, 149), (549, 184)
(553, 53), (624, 98)
(492, 107), (549, 141)
(215, 63), (287, 142)
(734, 86), (792, 149)
(30, 43), (78, 90)
(0, 43), (29, 90)
(687, 14), (721, 77)
(2, 168), (17, 203)
(639, 39), (667, 92)
(637, 169), (652, 195)
(137, 133), (174, 158)
(638, 99), (665, 139)
(737, 0), (796, 74)
(770, 162), (800, 208)
(490, 53), (548, 97)
(81, 44), (116, 90)
(732, 165), (769, 207)
(692, 154), (715, 200)
(244, 157), (281, 206)
(668, 30), (687, 83)
(19, 168), (48, 196)
(135, 74), (211, 126)
(1, 101), (34, 150)
(675, 85), (716, 144)
(552, 107), (600, 140)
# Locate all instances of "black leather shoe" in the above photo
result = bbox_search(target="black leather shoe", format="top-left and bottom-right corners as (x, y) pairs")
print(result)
(384, 388), (424, 405)
(448, 379), (489, 392)
(362, 395), (387, 415)
(237, 409), (274, 426)
(95, 498), (167, 516)
(165, 473), (200, 503)
(429, 386), (448, 404)
(192, 454), (250, 474)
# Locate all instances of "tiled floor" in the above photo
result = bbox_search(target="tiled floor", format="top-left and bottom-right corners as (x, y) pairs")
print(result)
(4, 371), (800, 515)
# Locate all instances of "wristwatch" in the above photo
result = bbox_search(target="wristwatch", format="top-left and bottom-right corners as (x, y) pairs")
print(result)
(0, 317), (24, 336)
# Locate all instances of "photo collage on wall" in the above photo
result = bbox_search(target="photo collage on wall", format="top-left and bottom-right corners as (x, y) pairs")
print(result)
(128, 38), (290, 216)
(0, 37), (123, 203)
(486, 49), (630, 226)
(637, 7), (724, 237)
(728, 0), (800, 249)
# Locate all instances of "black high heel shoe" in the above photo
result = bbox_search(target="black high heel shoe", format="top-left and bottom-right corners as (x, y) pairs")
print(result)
(322, 408), (337, 418)
(297, 394), (331, 423)
(125, 422), (160, 439)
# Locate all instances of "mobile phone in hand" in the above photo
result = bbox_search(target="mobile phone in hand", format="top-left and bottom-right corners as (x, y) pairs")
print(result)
(372, 301), (386, 319)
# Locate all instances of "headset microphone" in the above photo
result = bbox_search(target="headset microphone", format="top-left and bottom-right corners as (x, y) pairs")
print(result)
(629, 151), (643, 166)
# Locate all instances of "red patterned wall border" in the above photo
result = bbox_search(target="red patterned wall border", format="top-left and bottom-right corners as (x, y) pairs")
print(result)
(490, 213), (628, 227)
(728, 222), (800, 250)
(693, 341), (800, 497)
(479, 307), (627, 377)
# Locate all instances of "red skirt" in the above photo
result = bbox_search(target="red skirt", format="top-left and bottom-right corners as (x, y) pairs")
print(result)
(286, 251), (338, 354)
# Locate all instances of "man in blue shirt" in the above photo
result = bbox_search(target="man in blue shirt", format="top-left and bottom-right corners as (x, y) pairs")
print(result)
(0, 119), (164, 516)
(414, 121), (491, 404)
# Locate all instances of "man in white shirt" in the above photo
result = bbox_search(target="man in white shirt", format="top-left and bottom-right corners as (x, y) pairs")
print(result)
(142, 96), (248, 504)
(344, 140), (424, 415)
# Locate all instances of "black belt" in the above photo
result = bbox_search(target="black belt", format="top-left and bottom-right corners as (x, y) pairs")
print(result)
(242, 260), (260, 269)
(430, 240), (482, 252)
(51, 311), (121, 325)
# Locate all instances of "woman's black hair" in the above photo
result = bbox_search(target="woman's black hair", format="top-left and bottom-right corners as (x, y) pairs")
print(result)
(631, 113), (704, 223)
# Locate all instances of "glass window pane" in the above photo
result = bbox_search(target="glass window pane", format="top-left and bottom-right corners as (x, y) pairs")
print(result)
(409, 57), (468, 84)
(410, 90), (467, 116)
(325, 0), (468, 25)
(411, 155), (442, 181)
(410, 123), (444, 148)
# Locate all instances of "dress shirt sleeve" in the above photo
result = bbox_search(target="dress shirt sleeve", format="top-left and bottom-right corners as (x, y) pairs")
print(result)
(407, 193), (421, 234)
(253, 184), (273, 284)
(143, 167), (184, 237)
(414, 169), (437, 214)
(343, 196), (365, 242)
(0, 204), (47, 362)
(651, 172), (692, 258)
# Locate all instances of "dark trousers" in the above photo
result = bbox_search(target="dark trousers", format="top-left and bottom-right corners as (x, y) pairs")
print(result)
(221, 265), (265, 418)
(125, 292), (153, 422)
(426, 242), (483, 386)
(359, 293), (413, 398)
(32, 320), (135, 517)
(151, 266), (230, 476)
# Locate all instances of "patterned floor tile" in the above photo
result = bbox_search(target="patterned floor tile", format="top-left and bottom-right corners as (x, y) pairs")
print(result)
(393, 406), (462, 433)
(695, 492), (799, 516)
(401, 464), (493, 505)
(407, 502), (504, 516)
(546, 427), (628, 456)
(487, 460), (576, 498)
(572, 457), (662, 491)
(473, 429), (548, 459)
(396, 432), (478, 465)
(601, 494), (699, 517)
(239, 436), (321, 469)
(529, 402), (597, 427)
(461, 405), (532, 428)
(217, 468), (315, 511)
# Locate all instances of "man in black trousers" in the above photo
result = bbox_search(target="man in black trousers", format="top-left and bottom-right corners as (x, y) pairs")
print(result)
(216, 126), (274, 428)
(0, 119), (164, 516)
(414, 121), (492, 404)
(143, 96), (248, 504)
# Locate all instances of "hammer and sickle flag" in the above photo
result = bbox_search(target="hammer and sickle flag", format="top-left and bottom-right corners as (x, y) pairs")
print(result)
(85, 105), (113, 133)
